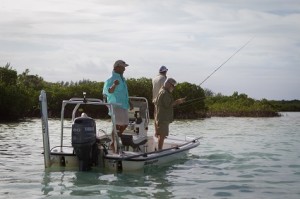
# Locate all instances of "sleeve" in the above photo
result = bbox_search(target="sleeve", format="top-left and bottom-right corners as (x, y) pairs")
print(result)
(103, 78), (113, 96)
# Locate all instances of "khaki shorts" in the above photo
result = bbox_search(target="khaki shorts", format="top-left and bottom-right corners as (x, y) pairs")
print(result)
(157, 122), (169, 137)
(113, 106), (129, 126)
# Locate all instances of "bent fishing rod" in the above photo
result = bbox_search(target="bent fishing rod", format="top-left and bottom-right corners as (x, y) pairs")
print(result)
(176, 37), (255, 108)
(199, 36), (255, 86)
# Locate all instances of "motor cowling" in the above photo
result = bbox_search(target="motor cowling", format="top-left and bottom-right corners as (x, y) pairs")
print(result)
(72, 116), (98, 171)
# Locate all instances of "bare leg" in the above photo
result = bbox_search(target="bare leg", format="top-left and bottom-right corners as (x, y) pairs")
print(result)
(154, 122), (158, 138)
(158, 135), (166, 150)
(110, 125), (127, 153)
(110, 130), (116, 153)
(118, 125), (127, 136)
(154, 108), (158, 138)
(110, 125), (121, 152)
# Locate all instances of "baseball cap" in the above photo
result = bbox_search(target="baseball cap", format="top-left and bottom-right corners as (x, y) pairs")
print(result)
(165, 78), (177, 87)
(159, 65), (168, 73)
(114, 60), (129, 68)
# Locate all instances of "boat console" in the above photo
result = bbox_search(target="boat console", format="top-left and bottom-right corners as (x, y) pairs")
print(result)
(121, 99), (149, 152)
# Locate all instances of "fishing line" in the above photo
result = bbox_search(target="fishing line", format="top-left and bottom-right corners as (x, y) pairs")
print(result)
(175, 37), (254, 109)
(199, 36), (255, 86)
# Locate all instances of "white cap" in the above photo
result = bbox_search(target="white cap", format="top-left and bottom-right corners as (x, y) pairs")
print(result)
(159, 65), (168, 73)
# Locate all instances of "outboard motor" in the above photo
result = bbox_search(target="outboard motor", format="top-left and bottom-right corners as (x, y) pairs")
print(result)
(72, 116), (98, 171)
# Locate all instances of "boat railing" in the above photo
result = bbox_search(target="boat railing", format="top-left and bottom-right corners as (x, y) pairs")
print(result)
(50, 145), (74, 152)
(59, 97), (116, 152)
(58, 96), (150, 154)
(68, 97), (102, 103)
(106, 136), (201, 161)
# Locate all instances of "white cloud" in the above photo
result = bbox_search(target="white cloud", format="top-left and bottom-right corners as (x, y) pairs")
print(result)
(1, 0), (300, 100)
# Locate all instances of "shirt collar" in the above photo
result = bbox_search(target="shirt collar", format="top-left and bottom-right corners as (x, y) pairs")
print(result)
(112, 71), (124, 79)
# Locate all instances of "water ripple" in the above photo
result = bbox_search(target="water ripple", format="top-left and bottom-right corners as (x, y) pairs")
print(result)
(1, 114), (300, 198)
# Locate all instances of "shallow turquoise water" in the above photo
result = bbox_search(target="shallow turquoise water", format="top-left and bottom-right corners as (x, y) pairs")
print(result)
(0, 113), (300, 198)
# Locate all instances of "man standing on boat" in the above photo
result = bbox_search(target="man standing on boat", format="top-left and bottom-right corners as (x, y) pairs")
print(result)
(152, 66), (168, 137)
(103, 60), (132, 151)
(154, 78), (186, 150)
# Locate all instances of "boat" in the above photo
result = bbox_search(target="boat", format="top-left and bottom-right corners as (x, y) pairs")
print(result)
(39, 90), (200, 172)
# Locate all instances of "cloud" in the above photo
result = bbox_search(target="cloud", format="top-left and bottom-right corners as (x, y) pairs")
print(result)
(1, 0), (300, 100)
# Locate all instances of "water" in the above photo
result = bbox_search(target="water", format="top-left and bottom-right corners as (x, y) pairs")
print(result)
(0, 113), (300, 198)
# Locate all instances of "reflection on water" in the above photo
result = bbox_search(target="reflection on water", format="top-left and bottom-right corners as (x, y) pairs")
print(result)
(41, 164), (177, 198)
(41, 172), (53, 195)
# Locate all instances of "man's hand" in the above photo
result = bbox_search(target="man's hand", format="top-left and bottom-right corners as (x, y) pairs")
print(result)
(174, 97), (186, 106)
(113, 79), (120, 85)
(109, 80), (120, 93)
(178, 97), (186, 104)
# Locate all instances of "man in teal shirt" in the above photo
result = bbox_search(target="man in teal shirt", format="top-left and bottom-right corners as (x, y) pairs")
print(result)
(103, 60), (131, 152)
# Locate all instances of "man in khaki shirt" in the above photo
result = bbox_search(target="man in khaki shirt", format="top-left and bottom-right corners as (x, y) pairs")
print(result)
(154, 78), (185, 150)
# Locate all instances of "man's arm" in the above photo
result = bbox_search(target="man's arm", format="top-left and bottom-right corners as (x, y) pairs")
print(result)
(108, 79), (119, 93)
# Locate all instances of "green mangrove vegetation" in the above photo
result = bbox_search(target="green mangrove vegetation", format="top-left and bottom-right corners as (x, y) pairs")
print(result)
(1, 65), (298, 121)
(205, 92), (280, 117)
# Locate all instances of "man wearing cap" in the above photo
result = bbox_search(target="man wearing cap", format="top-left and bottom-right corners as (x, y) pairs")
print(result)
(152, 66), (168, 103)
(103, 60), (132, 152)
(152, 66), (168, 137)
(154, 78), (186, 150)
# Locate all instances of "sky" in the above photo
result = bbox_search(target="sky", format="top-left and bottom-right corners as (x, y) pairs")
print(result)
(1, 0), (300, 100)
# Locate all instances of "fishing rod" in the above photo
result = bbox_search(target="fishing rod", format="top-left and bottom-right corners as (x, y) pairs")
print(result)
(175, 37), (255, 109)
(182, 97), (205, 103)
(175, 98), (204, 109)
(199, 36), (255, 86)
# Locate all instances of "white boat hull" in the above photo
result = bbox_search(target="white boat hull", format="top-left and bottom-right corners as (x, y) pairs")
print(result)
(46, 136), (200, 172)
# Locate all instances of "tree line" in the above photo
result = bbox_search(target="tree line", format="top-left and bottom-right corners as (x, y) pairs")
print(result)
(1, 65), (298, 122)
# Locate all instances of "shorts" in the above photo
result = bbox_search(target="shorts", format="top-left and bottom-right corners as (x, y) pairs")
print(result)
(113, 106), (129, 126)
(156, 122), (170, 137)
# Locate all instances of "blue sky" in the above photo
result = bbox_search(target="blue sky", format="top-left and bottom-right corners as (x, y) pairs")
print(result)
(1, 0), (300, 100)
